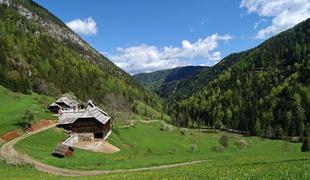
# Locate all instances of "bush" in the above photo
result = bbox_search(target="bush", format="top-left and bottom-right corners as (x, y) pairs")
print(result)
(159, 122), (173, 132)
(301, 138), (310, 152)
(234, 139), (248, 149)
(189, 144), (198, 152)
(211, 145), (224, 152)
(17, 110), (34, 130)
(219, 135), (229, 147)
(180, 128), (188, 135)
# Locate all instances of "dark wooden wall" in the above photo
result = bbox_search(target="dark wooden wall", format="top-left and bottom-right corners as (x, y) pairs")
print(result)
(71, 118), (110, 134)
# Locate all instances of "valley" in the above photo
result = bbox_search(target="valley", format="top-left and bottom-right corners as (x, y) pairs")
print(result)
(0, 0), (310, 179)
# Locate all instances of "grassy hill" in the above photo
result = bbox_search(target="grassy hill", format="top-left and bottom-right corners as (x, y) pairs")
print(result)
(0, 0), (162, 112)
(0, 85), (54, 135)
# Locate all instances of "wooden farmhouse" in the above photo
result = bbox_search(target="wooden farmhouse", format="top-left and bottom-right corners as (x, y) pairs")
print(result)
(57, 102), (111, 140)
(48, 96), (78, 114)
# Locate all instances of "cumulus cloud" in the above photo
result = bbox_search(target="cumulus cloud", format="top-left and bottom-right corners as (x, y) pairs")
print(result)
(106, 34), (232, 74)
(240, 0), (310, 39)
(66, 17), (98, 36)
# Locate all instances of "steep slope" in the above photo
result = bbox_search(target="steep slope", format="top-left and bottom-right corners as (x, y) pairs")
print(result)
(174, 19), (310, 137)
(133, 66), (206, 99)
(0, 0), (162, 111)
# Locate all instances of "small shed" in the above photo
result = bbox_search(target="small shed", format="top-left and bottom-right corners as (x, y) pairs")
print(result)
(52, 143), (74, 158)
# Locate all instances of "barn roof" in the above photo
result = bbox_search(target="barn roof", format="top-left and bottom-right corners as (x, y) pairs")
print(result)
(48, 102), (61, 108)
(56, 96), (78, 108)
(59, 106), (110, 125)
(85, 100), (96, 109)
(52, 143), (71, 156)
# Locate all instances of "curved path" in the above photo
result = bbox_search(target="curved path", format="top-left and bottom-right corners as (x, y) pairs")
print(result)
(0, 124), (208, 177)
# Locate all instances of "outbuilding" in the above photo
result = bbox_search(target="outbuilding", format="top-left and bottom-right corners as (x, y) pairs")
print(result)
(52, 143), (74, 158)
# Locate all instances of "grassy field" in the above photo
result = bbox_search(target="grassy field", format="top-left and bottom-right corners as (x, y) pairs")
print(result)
(0, 156), (309, 180)
(15, 119), (310, 172)
(0, 85), (54, 135)
(1, 85), (310, 179)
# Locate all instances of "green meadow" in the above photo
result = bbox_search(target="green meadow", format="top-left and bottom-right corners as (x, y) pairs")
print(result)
(0, 84), (309, 179)
(15, 119), (310, 172)
(0, 85), (54, 135)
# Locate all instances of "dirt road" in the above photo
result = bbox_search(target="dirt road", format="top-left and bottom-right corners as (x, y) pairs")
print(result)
(0, 123), (208, 177)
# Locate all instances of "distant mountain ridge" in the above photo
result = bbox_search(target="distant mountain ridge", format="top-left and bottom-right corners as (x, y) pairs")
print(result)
(133, 66), (206, 99)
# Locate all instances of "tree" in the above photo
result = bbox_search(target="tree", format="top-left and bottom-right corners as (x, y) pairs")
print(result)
(253, 120), (261, 135)
(17, 110), (34, 130)
(301, 137), (310, 152)
(302, 129), (310, 152)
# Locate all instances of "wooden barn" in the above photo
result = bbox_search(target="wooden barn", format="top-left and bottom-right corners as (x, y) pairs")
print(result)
(57, 106), (111, 140)
(48, 96), (78, 114)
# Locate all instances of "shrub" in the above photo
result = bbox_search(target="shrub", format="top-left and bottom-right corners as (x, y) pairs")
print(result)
(180, 128), (188, 135)
(211, 145), (224, 152)
(159, 122), (173, 132)
(189, 144), (198, 152)
(235, 139), (248, 149)
(302, 138), (310, 152)
(17, 110), (34, 130)
(265, 126), (274, 138)
(219, 135), (229, 147)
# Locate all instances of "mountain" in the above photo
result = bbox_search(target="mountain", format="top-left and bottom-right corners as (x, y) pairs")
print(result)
(173, 19), (310, 138)
(133, 66), (206, 99)
(0, 0), (162, 111)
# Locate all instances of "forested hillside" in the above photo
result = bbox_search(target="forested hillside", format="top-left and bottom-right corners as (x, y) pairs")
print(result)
(173, 19), (310, 138)
(0, 0), (162, 111)
(134, 66), (206, 99)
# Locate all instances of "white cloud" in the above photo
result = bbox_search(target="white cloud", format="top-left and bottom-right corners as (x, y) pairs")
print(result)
(240, 0), (310, 39)
(66, 17), (98, 36)
(106, 33), (232, 74)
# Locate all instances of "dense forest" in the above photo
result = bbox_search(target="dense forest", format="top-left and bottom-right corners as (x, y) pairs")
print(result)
(134, 66), (206, 100)
(0, 0), (162, 111)
(171, 19), (310, 138)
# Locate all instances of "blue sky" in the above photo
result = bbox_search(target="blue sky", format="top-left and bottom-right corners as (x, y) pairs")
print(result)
(34, 0), (310, 74)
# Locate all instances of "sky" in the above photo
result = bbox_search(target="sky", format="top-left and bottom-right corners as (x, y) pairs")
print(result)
(33, 0), (310, 74)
